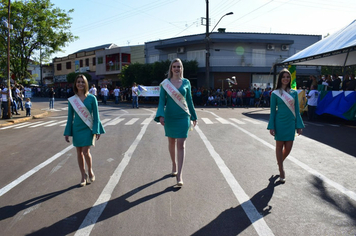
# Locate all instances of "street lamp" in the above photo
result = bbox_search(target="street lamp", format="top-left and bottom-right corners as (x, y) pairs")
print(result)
(3, 0), (12, 119)
(205, 3), (233, 88)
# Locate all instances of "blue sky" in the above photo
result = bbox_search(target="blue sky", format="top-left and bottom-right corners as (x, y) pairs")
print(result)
(51, 0), (356, 58)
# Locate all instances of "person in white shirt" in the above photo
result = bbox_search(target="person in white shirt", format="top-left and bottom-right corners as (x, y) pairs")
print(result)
(113, 86), (120, 104)
(131, 82), (139, 108)
(89, 84), (97, 97)
(1, 86), (11, 119)
(307, 85), (319, 121)
(101, 85), (109, 104)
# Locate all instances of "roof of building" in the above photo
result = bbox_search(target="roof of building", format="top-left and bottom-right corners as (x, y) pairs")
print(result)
(72, 43), (118, 54)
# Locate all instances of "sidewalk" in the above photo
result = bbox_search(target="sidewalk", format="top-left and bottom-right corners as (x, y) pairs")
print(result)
(0, 97), (51, 128)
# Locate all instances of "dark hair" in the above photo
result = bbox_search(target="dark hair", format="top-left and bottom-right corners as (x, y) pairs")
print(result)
(73, 74), (89, 95)
(275, 68), (291, 91)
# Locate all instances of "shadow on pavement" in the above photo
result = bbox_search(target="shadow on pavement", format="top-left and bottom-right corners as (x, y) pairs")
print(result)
(0, 185), (79, 221)
(191, 175), (281, 236)
(26, 174), (177, 236)
(309, 176), (356, 228)
(242, 110), (356, 157)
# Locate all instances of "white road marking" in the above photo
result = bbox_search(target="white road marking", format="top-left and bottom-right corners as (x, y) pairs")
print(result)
(14, 121), (43, 129)
(229, 118), (246, 124)
(105, 118), (124, 126)
(125, 118), (139, 125)
(0, 122), (30, 129)
(216, 117), (230, 124)
(29, 120), (57, 128)
(74, 113), (154, 236)
(45, 120), (67, 127)
(141, 118), (152, 125)
(243, 118), (261, 124)
(211, 111), (356, 202)
(0, 145), (74, 197)
(195, 125), (275, 236)
(201, 118), (213, 124)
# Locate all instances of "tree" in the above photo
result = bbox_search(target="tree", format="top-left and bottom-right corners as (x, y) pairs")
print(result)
(0, 0), (77, 84)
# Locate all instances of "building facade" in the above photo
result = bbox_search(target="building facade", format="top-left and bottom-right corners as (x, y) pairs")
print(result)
(145, 32), (322, 89)
(95, 45), (145, 87)
(52, 44), (117, 87)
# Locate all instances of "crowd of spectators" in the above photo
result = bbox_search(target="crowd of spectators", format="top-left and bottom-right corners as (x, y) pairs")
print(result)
(191, 87), (273, 108)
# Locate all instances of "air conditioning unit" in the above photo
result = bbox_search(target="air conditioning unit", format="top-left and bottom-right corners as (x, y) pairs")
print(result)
(177, 47), (185, 53)
(281, 45), (289, 51)
(266, 44), (275, 50)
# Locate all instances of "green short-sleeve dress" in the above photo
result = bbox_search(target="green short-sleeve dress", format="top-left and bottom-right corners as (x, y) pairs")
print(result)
(267, 89), (304, 141)
(64, 94), (105, 147)
(154, 78), (198, 138)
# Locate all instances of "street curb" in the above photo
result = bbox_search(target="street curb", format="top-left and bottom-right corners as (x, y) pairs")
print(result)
(0, 111), (49, 128)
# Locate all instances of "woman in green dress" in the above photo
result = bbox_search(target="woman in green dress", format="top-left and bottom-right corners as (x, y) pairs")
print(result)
(267, 68), (304, 183)
(154, 58), (198, 187)
(64, 75), (105, 186)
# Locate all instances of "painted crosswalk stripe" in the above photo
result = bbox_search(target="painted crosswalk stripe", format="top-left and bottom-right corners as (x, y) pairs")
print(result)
(105, 118), (124, 126)
(242, 118), (261, 124)
(216, 117), (230, 124)
(125, 118), (139, 125)
(0, 122), (30, 129)
(201, 118), (213, 124)
(100, 119), (111, 125)
(141, 118), (152, 125)
(29, 120), (57, 128)
(45, 120), (67, 127)
(14, 121), (43, 129)
(229, 118), (245, 124)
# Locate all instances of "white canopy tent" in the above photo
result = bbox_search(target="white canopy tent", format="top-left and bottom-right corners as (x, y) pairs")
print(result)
(282, 20), (356, 66)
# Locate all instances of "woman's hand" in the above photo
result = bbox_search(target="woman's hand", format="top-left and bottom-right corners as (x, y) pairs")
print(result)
(269, 129), (275, 136)
(65, 135), (70, 143)
(159, 116), (165, 126)
(297, 129), (303, 136)
(96, 134), (101, 140)
(193, 120), (197, 127)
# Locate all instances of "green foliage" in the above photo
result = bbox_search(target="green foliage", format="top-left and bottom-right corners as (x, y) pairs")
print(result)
(0, 0), (77, 84)
(67, 72), (92, 84)
(121, 60), (198, 86)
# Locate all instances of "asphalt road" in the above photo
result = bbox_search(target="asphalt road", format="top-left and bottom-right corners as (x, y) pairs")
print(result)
(0, 100), (355, 236)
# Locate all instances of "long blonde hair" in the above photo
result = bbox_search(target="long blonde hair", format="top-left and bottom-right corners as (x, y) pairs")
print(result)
(168, 58), (184, 79)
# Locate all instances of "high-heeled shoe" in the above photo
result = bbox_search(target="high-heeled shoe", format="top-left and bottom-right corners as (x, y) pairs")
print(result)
(171, 172), (178, 177)
(279, 177), (286, 183)
(80, 174), (89, 186)
(90, 174), (96, 182)
(177, 181), (184, 187)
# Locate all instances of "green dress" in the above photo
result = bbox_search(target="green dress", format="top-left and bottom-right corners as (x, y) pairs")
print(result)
(154, 78), (198, 138)
(267, 89), (304, 141)
(64, 94), (105, 147)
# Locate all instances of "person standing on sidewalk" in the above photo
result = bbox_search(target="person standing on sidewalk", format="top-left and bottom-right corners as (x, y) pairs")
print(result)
(25, 97), (32, 116)
(1, 85), (10, 119)
(267, 68), (304, 183)
(132, 82), (139, 108)
(114, 86), (120, 104)
(64, 74), (105, 187)
(154, 58), (198, 187)
(101, 85), (109, 105)
(306, 85), (319, 121)
(49, 87), (55, 109)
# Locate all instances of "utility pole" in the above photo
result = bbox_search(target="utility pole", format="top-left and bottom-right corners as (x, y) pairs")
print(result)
(205, 0), (210, 89)
(7, 0), (11, 118)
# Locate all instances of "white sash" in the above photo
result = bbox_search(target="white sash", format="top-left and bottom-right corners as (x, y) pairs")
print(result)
(161, 79), (190, 116)
(68, 95), (93, 130)
(273, 89), (296, 117)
